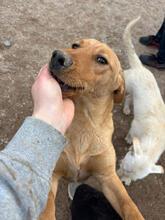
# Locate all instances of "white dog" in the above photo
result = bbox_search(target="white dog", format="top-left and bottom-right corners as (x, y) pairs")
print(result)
(117, 17), (165, 185)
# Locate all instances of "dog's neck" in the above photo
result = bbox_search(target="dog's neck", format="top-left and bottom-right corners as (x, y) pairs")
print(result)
(73, 93), (114, 125)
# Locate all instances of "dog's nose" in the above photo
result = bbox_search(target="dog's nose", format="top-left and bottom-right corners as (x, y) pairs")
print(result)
(49, 50), (73, 71)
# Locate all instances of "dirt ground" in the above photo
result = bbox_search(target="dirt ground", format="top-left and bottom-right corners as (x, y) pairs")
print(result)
(0, 0), (165, 219)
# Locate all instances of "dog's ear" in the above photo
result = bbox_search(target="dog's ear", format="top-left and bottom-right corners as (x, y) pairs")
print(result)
(113, 68), (125, 104)
(133, 137), (143, 155)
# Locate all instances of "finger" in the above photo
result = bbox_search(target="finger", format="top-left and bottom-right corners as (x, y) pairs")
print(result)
(63, 99), (75, 131)
(37, 64), (49, 79)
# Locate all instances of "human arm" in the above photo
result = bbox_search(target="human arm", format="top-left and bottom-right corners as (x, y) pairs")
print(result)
(0, 65), (74, 220)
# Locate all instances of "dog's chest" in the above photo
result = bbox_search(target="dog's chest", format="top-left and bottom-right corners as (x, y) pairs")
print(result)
(64, 149), (91, 181)
(66, 125), (110, 157)
(63, 111), (113, 181)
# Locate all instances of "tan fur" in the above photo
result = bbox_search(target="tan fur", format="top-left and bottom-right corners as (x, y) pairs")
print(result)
(39, 39), (144, 220)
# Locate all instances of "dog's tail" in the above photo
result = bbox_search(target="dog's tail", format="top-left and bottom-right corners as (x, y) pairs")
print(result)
(123, 16), (142, 68)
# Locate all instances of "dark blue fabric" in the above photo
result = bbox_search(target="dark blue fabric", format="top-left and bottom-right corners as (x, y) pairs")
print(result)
(155, 18), (165, 63)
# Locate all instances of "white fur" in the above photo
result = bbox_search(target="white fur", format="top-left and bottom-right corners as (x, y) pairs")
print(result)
(117, 17), (165, 185)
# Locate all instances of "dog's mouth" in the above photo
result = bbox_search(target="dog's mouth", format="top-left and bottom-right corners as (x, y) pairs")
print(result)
(51, 72), (84, 93)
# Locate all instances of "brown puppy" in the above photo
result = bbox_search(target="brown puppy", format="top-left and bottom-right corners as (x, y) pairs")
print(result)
(39, 39), (144, 220)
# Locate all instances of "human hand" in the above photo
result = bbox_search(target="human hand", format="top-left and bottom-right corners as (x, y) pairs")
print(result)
(32, 65), (74, 134)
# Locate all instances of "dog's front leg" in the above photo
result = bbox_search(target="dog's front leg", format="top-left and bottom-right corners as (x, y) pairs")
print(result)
(90, 149), (144, 220)
(98, 172), (144, 220)
(38, 173), (59, 220)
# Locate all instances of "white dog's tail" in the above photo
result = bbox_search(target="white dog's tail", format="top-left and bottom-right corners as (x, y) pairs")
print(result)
(123, 16), (142, 68)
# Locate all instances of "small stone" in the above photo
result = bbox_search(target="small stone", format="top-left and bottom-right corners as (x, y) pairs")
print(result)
(4, 40), (11, 47)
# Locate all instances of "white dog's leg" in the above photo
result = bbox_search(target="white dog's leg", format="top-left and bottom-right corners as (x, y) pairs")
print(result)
(123, 94), (132, 115)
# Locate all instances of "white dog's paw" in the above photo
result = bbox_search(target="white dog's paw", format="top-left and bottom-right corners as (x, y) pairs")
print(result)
(151, 164), (164, 174)
(125, 133), (132, 144)
(121, 176), (132, 186)
(161, 166), (164, 173)
(128, 145), (133, 151)
(117, 168), (132, 186)
(68, 182), (81, 200)
(123, 105), (131, 115)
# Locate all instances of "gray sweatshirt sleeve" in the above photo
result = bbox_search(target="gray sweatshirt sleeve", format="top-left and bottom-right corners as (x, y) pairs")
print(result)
(0, 116), (67, 220)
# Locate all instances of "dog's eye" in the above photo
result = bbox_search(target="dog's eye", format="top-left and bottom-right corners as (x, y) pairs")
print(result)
(72, 44), (80, 49)
(96, 56), (108, 64)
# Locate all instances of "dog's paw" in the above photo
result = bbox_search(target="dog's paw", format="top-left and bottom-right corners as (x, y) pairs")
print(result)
(158, 165), (164, 174)
(123, 105), (131, 115)
(151, 164), (164, 174)
(117, 167), (132, 186)
(128, 145), (133, 151)
(68, 182), (81, 200)
(121, 176), (132, 186)
(125, 134), (132, 144)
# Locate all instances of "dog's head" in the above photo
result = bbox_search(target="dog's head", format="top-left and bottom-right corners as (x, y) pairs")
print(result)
(118, 137), (164, 185)
(49, 39), (125, 103)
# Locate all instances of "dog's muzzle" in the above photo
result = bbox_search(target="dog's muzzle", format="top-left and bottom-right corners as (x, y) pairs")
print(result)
(49, 49), (84, 97)
(49, 50), (73, 72)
